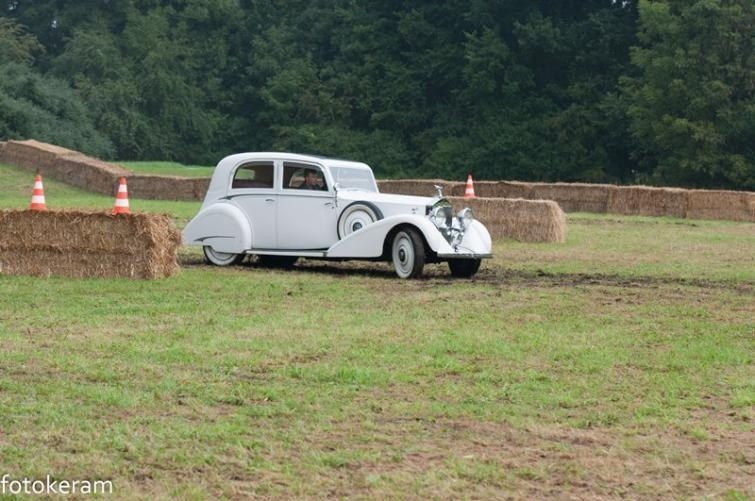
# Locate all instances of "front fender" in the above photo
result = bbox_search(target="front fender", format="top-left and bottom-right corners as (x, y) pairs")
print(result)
(327, 214), (454, 258)
(182, 201), (252, 253)
(458, 220), (492, 255)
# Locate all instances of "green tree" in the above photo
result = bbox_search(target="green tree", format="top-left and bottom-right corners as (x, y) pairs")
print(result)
(623, 0), (754, 189)
(0, 62), (113, 156)
(0, 16), (43, 63)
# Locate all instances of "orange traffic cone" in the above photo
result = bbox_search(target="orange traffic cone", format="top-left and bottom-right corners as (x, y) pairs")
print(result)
(29, 173), (47, 211)
(464, 173), (476, 199)
(112, 177), (131, 215)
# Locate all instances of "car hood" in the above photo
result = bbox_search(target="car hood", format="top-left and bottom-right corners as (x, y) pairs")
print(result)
(338, 190), (435, 207)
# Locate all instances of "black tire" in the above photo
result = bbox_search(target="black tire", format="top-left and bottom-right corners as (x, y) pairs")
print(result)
(448, 258), (481, 278)
(391, 227), (426, 279)
(258, 255), (299, 268)
(203, 246), (245, 266)
(337, 201), (384, 239)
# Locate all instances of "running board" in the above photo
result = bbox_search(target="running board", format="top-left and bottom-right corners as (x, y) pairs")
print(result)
(245, 249), (328, 258)
(437, 253), (493, 259)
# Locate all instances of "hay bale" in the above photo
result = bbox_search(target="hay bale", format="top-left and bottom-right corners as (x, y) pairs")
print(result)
(607, 186), (690, 218)
(54, 155), (129, 195)
(128, 175), (208, 201)
(448, 180), (503, 198)
(529, 182), (611, 213)
(0, 210), (181, 279)
(3, 139), (80, 160)
(0, 140), (68, 172)
(656, 188), (689, 218)
(0, 139), (82, 176)
(686, 190), (755, 222)
(0, 140), (129, 195)
(493, 181), (535, 199)
(448, 196), (566, 243)
(378, 179), (458, 197)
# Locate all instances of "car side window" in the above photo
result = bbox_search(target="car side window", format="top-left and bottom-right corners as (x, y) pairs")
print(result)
(232, 162), (274, 189)
(283, 163), (328, 191)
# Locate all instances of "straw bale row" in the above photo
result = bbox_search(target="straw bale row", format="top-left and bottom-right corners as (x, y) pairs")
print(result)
(128, 175), (211, 201)
(0, 140), (207, 201)
(377, 178), (754, 222)
(685, 189), (755, 222)
(377, 179), (460, 198)
(1, 140), (752, 221)
(447, 196), (566, 243)
(0, 140), (130, 195)
(51, 154), (130, 195)
(0, 210), (181, 279)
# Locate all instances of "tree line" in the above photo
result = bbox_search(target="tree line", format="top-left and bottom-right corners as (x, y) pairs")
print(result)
(0, 0), (752, 189)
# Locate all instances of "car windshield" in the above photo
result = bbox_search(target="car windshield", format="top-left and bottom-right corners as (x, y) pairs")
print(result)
(329, 167), (377, 192)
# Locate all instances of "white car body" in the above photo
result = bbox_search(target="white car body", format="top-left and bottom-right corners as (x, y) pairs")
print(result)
(183, 152), (492, 278)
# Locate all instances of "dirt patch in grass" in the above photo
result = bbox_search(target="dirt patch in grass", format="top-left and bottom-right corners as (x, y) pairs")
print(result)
(179, 254), (754, 294)
(299, 413), (753, 498)
(477, 268), (755, 293)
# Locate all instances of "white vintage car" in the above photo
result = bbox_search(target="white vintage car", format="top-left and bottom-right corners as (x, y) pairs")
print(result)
(182, 153), (492, 278)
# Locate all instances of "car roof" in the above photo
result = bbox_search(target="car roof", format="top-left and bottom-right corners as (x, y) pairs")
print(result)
(202, 152), (374, 208)
(218, 152), (371, 170)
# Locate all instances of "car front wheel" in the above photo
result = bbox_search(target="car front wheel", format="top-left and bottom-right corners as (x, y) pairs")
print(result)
(203, 246), (245, 266)
(448, 258), (481, 278)
(391, 228), (425, 279)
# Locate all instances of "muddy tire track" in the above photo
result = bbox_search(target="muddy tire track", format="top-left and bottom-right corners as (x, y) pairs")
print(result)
(178, 254), (754, 294)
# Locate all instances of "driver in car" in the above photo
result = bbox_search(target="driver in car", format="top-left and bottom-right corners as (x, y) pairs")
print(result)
(299, 168), (326, 190)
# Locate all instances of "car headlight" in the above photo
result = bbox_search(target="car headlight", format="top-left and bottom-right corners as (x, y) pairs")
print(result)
(457, 207), (474, 229)
(430, 205), (454, 229)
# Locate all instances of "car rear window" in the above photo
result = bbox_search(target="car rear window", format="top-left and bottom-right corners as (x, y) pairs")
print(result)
(232, 162), (274, 189)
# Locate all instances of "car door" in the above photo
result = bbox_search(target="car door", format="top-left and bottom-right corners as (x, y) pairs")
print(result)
(276, 162), (338, 250)
(226, 160), (278, 249)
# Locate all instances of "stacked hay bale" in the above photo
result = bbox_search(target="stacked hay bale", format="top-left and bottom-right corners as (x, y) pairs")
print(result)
(0, 140), (207, 201)
(0, 140), (130, 195)
(448, 180), (536, 199)
(2, 139), (751, 222)
(128, 175), (211, 201)
(607, 186), (689, 218)
(528, 183), (612, 213)
(448, 196), (566, 243)
(0, 139), (79, 167)
(377, 179), (461, 197)
(686, 189), (755, 222)
(494, 181), (535, 199)
(52, 154), (131, 195)
(447, 180), (504, 198)
(0, 210), (181, 279)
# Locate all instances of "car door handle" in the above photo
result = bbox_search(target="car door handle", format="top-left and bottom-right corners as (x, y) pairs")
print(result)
(323, 202), (334, 206)
(265, 198), (275, 202)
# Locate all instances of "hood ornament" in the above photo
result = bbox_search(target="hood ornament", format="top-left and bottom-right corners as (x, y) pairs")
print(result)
(434, 184), (444, 198)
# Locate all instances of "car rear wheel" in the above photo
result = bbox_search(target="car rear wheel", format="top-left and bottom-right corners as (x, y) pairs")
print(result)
(203, 246), (245, 266)
(337, 202), (383, 239)
(391, 228), (425, 279)
(448, 258), (481, 278)
(258, 255), (298, 268)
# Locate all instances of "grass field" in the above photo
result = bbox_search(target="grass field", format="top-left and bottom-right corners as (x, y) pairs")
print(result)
(1, 162), (753, 498)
